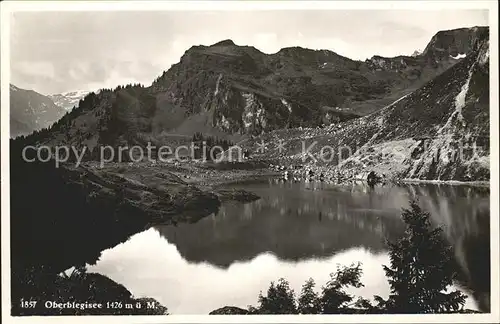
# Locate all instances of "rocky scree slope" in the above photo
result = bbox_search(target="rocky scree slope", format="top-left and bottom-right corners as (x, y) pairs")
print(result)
(244, 30), (490, 182)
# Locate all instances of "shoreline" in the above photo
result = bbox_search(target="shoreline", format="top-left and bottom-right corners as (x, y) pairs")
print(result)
(400, 178), (490, 187)
(136, 159), (490, 188)
(200, 162), (490, 188)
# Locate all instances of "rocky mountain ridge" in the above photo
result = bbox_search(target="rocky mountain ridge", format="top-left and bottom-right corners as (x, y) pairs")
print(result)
(17, 26), (488, 151)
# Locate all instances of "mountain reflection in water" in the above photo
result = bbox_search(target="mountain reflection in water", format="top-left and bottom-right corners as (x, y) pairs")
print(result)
(89, 180), (489, 314)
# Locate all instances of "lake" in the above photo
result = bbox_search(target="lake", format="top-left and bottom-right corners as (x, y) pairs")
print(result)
(88, 179), (490, 314)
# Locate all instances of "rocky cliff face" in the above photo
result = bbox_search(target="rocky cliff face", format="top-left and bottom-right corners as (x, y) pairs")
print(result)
(366, 27), (487, 71)
(18, 27), (487, 149)
(422, 26), (487, 60)
(9, 84), (66, 138)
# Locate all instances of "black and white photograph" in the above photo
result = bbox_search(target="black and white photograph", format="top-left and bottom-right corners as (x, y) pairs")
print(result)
(1, 1), (499, 322)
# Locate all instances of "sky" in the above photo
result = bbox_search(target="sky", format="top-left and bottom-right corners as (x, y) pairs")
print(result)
(10, 9), (488, 95)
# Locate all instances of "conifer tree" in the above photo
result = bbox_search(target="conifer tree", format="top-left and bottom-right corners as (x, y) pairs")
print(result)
(255, 278), (297, 314)
(297, 278), (321, 314)
(380, 200), (466, 313)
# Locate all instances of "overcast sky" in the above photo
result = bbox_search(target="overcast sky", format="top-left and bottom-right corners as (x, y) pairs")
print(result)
(10, 9), (488, 95)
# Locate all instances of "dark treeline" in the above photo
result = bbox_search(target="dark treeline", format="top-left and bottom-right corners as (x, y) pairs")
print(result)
(192, 132), (234, 160)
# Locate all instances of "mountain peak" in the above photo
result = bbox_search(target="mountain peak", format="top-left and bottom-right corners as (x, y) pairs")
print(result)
(411, 50), (422, 57)
(277, 46), (316, 54)
(211, 39), (236, 47)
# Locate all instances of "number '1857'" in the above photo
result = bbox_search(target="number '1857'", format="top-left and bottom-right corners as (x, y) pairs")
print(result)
(20, 300), (37, 308)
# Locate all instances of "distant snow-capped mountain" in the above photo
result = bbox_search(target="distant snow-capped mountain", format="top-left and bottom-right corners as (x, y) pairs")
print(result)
(49, 90), (91, 111)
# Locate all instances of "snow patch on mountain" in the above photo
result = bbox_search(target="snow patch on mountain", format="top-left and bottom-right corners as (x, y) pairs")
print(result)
(241, 92), (267, 131)
(214, 74), (223, 97)
(281, 98), (292, 113)
(450, 53), (467, 60)
(242, 93), (256, 128)
(49, 90), (92, 111)
(478, 39), (489, 66)
(439, 62), (475, 134)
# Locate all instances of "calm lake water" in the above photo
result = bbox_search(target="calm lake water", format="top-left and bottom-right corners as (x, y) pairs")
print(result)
(88, 179), (490, 314)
